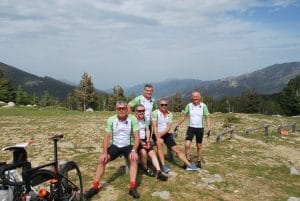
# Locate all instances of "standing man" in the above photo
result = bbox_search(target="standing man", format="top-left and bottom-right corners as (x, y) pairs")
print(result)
(135, 104), (168, 181)
(152, 98), (198, 173)
(128, 84), (157, 127)
(85, 101), (141, 199)
(175, 90), (211, 168)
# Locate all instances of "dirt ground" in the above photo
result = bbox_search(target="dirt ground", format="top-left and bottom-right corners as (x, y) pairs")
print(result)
(0, 109), (299, 201)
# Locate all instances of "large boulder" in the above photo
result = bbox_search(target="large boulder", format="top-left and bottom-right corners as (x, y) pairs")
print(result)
(2, 101), (15, 108)
(86, 108), (94, 112)
(0, 101), (7, 107)
(8, 102), (16, 107)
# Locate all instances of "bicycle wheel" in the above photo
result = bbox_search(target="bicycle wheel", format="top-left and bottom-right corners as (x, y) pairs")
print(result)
(30, 169), (55, 187)
(29, 169), (56, 200)
(60, 161), (83, 201)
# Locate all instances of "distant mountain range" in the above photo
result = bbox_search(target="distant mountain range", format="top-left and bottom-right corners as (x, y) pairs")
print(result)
(125, 62), (300, 99)
(0, 62), (107, 100)
(1, 61), (299, 101)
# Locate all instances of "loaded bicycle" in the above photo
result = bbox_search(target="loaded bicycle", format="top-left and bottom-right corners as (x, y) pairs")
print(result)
(0, 134), (83, 201)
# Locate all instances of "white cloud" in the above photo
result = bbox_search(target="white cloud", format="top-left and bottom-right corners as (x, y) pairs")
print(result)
(0, 0), (299, 89)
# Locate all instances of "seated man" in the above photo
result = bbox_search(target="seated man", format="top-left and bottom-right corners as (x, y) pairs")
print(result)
(135, 104), (168, 181)
(85, 101), (140, 199)
(152, 99), (198, 173)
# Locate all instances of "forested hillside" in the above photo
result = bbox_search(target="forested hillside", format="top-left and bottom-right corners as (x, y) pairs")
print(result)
(0, 62), (76, 100)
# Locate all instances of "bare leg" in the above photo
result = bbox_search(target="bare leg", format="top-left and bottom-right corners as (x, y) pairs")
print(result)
(148, 150), (161, 172)
(156, 138), (165, 165)
(197, 143), (203, 161)
(185, 140), (192, 161)
(94, 154), (110, 185)
(129, 156), (138, 183)
(171, 145), (191, 166)
(139, 149), (148, 169)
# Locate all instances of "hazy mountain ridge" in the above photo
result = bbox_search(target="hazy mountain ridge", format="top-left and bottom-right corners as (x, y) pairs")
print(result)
(1, 61), (299, 101)
(124, 78), (213, 98)
(0, 62), (77, 100)
(125, 62), (300, 99)
(0, 62), (108, 100)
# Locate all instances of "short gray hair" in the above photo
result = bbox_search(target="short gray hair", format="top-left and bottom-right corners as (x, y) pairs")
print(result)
(135, 104), (145, 111)
(159, 98), (168, 104)
(116, 100), (127, 107)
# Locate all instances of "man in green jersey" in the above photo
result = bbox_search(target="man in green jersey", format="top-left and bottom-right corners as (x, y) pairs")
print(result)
(175, 90), (212, 168)
(128, 84), (157, 126)
(152, 98), (198, 173)
(85, 101), (141, 199)
(135, 104), (168, 181)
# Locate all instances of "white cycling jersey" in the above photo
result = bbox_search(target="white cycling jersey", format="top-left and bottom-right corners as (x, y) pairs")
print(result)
(105, 114), (139, 148)
(183, 102), (209, 128)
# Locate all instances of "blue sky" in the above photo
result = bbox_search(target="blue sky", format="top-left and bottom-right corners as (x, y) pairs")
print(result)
(0, 0), (299, 90)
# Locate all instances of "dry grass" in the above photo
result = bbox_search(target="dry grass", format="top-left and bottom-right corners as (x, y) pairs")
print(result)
(0, 107), (300, 201)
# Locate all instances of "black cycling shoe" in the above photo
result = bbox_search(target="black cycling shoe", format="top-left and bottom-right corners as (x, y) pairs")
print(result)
(145, 168), (156, 177)
(197, 160), (202, 168)
(84, 187), (99, 199)
(157, 171), (168, 181)
(129, 188), (140, 198)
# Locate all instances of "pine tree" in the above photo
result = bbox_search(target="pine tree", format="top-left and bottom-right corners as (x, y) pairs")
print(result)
(203, 96), (215, 113)
(169, 91), (184, 112)
(74, 72), (98, 111)
(15, 85), (34, 105)
(64, 92), (78, 110)
(40, 91), (52, 107)
(107, 85), (126, 111)
(96, 95), (106, 111)
(278, 75), (300, 116)
(239, 89), (260, 113)
(0, 69), (15, 102)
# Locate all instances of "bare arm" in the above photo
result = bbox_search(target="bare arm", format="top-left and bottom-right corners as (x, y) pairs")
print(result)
(132, 130), (140, 151)
(152, 120), (158, 137)
(175, 115), (187, 127)
(129, 130), (140, 161)
(100, 132), (111, 164)
(145, 127), (151, 142)
(102, 132), (111, 154)
(205, 116), (211, 131)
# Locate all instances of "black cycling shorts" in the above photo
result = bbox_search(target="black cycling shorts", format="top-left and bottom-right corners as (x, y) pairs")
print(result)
(138, 139), (154, 153)
(152, 133), (177, 149)
(185, 127), (204, 143)
(107, 144), (133, 161)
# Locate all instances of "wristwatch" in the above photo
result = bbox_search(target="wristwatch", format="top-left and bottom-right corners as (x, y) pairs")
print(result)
(131, 149), (136, 152)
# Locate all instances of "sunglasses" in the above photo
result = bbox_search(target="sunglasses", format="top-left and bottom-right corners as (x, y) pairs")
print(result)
(116, 107), (127, 111)
(137, 109), (145, 113)
(160, 104), (168, 107)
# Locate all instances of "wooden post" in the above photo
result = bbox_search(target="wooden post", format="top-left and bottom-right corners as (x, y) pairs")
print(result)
(229, 129), (234, 139)
(292, 122), (296, 133)
(216, 128), (234, 143)
(216, 134), (222, 143)
(264, 125), (269, 136)
(278, 125), (282, 134)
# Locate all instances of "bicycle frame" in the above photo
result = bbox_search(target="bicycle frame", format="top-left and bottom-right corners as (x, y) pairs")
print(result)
(1, 134), (83, 201)
(23, 135), (63, 199)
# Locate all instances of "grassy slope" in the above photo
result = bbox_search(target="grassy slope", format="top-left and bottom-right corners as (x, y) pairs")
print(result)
(0, 108), (299, 201)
